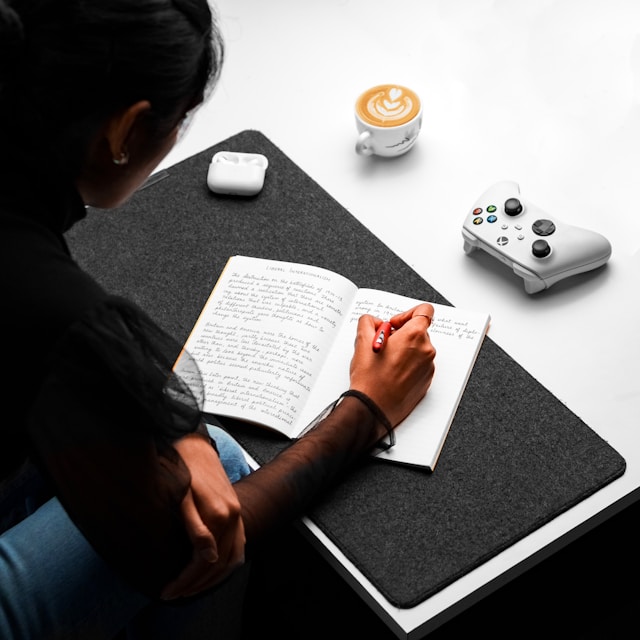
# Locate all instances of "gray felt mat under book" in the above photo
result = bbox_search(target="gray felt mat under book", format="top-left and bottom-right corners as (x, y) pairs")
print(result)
(66, 129), (625, 609)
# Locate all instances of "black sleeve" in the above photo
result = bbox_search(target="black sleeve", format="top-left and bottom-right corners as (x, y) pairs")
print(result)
(27, 298), (391, 594)
(234, 394), (387, 547)
(27, 297), (210, 597)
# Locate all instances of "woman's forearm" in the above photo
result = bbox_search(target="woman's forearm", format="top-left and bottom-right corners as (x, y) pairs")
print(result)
(233, 395), (386, 544)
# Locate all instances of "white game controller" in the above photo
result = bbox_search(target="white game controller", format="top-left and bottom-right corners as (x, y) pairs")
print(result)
(462, 181), (612, 294)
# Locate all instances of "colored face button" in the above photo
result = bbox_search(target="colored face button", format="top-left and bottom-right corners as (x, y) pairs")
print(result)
(473, 216), (483, 225)
(487, 215), (497, 223)
(487, 205), (497, 213)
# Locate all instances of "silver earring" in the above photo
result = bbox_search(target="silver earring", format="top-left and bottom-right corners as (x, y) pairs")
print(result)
(113, 151), (129, 166)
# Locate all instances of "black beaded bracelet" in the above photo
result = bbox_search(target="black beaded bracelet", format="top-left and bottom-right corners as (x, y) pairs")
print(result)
(339, 389), (395, 451)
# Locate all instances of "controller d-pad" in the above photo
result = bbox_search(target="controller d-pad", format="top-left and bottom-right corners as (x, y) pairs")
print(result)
(532, 219), (556, 236)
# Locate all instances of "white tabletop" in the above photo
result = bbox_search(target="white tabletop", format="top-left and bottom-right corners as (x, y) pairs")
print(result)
(158, 1), (640, 637)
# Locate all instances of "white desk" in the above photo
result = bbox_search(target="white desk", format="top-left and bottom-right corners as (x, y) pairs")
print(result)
(158, 1), (640, 636)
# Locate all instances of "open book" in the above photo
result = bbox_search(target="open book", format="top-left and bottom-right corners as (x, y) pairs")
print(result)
(175, 256), (490, 469)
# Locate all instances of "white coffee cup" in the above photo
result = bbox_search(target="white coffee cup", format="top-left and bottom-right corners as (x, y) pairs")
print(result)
(355, 84), (422, 157)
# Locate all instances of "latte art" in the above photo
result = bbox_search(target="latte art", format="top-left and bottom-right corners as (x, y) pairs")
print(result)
(356, 85), (421, 127)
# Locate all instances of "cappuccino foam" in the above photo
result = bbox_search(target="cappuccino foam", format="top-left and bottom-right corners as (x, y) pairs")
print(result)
(356, 85), (420, 127)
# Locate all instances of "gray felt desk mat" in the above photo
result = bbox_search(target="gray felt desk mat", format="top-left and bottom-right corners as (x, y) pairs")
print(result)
(66, 130), (625, 609)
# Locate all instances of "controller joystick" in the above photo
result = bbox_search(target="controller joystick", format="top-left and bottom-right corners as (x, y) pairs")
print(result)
(504, 198), (523, 216)
(532, 239), (551, 258)
(462, 181), (612, 294)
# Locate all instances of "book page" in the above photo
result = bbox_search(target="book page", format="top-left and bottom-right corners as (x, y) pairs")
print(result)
(297, 289), (490, 468)
(175, 256), (357, 437)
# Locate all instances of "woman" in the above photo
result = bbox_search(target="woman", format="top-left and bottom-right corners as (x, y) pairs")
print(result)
(0, 1), (436, 637)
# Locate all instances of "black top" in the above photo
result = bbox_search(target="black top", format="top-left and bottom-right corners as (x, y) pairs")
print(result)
(0, 167), (205, 596)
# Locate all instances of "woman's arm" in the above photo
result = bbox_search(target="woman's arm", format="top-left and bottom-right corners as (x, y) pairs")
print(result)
(29, 299), (433, 600)
(160, 393), (385, 599)
(236, 302), (436, 542)
(163, 303), (436, 598)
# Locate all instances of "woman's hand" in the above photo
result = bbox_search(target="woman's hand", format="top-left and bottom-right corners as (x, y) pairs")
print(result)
(349, 303), (436, 428)
(161, 434), (246, 600)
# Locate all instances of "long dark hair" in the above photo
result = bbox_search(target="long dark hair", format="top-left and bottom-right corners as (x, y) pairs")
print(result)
(0, 0), (223, 177)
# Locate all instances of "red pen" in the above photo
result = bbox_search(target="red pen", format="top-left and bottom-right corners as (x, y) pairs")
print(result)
(372, 321), (393, 353)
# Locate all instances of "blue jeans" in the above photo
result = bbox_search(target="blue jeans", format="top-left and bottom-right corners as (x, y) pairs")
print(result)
(0, 425), (251, 640)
